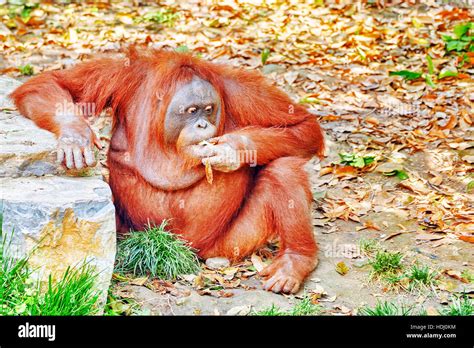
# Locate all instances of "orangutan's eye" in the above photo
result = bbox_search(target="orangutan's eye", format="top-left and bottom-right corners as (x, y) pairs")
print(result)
(205, 105), (213, 114)
(187, 107), (197, 114)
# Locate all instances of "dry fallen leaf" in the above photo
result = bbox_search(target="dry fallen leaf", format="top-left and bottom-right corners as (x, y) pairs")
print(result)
(459, 235), (474, 244)
(129, 276), (148, 286)
(250, 253), (265, 272)
(310, 284), (327, 300)
(416, 233), (445, 241)
(335, 261), (349, 275)
(226, 305), (251, 316)
(426, 307), (439, 316)
(443, 269), (470, 283)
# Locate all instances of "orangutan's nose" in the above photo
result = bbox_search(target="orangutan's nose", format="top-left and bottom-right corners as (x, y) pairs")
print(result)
(196, 119), (208, 129)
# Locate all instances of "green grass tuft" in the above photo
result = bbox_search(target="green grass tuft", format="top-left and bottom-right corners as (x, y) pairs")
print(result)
(115, 221), (200, 280)
(0, 218), (33, 315)
(358, 238), (381, 256)
(370, 251), (404, 276)
(406, 264), (438, 288)
(359, 300), (415, 316)
(28, 266), (100, 315)
(290, 296), (322, 316)
(253, 304), (287, 316)
(440, 296), (473, 316)
(253, 295), (322, 316)
(0, 243), (34, 315)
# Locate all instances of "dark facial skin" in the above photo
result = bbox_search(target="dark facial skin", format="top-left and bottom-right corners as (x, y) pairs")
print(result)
(164, 76), (221, 146)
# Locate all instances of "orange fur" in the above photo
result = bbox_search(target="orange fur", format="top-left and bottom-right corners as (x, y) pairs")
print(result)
(10, 48), (325, 293)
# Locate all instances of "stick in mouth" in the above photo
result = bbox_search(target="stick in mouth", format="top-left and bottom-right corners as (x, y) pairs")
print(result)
(204, 158), (213, 184)
(199, 139), (217, 184)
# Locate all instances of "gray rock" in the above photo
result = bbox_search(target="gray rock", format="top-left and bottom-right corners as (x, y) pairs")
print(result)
(0, 110), (63, 177)
(0, 76), (22, 109)
(205, 257), (230, 270)
(0, 76), (63, 177)
(0, 112), (64, 177)
(0, 176), (116, 311)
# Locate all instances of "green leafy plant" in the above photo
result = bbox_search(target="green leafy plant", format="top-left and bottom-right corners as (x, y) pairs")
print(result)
(424, 54), (437, 88)
(115, 221), (200, 279)
(261, 48), (271, 65)
(299, 96), (319, 104)
(20, 4), (37, 21)
(426, 54), (435, 75)
(339, 153), (375, 168)
(382, 169), (409, 180)
(7, 3), (39, 22)
(457, 53), (470, 69)
(442, 22), (473, 52)
(139, 9), (179, 26)
(390, 23), (473, 87)
(438, 70), (458, 79)
(466, 180), (474, 193)
(424, 73), (436, 88)
(389, 54), (437, 88)
(389, 70), (422, 80)
(19, 64), (34, 76)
